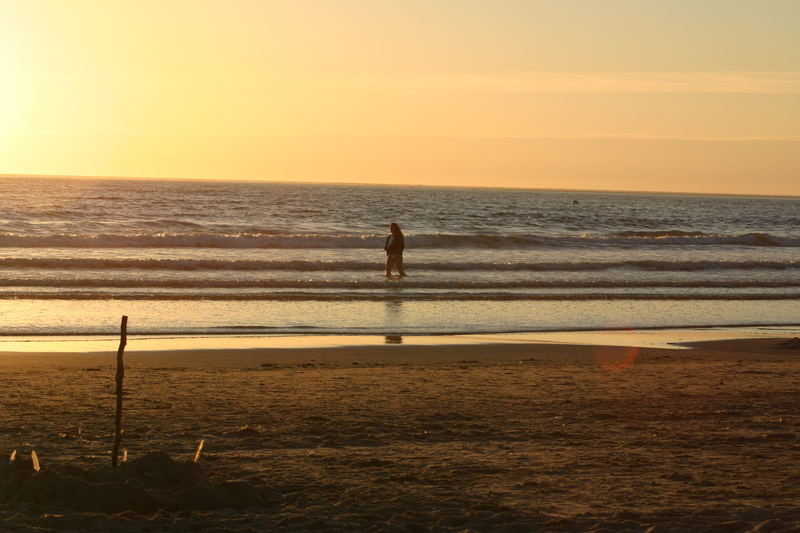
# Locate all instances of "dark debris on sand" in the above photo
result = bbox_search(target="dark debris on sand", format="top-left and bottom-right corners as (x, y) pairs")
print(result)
(2, 452), (799, 532)
(0, 451), (267, 514)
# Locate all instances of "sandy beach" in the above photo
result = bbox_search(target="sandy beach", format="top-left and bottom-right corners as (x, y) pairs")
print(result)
(2, 337), (799, 531)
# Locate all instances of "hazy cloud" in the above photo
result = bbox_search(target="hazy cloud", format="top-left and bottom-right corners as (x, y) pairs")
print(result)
(354, 71), (800, 95)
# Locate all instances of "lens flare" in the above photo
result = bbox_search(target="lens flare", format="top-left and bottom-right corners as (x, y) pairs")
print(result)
(593, 343), (640, 372)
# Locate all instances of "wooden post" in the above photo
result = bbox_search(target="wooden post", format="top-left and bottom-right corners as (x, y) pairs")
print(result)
(111, 315), (128, 470)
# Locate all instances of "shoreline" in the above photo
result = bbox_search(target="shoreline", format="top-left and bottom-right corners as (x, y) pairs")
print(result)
(1, 324), (798, 354)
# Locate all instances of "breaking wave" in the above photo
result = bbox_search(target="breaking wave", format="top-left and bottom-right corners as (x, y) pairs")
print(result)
(1, 257), (797, 272)
(0, 231), (798, 248)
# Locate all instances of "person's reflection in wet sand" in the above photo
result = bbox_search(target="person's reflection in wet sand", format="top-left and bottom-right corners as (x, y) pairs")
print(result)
(384, 299), (403, 324)
(384, 300), (403, 344)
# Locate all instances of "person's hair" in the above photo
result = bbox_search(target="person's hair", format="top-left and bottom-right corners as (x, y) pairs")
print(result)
(389, 222), (403, 236)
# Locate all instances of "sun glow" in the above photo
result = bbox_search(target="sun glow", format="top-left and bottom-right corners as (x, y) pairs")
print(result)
(0, 31), (25, 134)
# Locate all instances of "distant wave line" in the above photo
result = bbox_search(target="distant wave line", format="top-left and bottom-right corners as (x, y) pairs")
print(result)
(0, 231), (798, 248)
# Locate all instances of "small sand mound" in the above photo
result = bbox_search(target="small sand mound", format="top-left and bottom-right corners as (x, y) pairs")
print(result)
(0, 452), (266, 513)
(775, 337), (800, 350)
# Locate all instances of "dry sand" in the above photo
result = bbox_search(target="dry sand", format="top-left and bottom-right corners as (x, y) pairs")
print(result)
(1, 338), (800, 532)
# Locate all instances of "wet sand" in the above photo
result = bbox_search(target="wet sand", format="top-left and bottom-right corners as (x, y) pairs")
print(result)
(1, 338), (800, 531)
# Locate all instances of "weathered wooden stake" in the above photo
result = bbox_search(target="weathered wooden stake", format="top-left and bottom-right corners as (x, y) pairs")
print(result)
(111, 315), (128, 470)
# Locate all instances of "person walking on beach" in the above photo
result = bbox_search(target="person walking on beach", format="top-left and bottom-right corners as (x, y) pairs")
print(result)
(384, 222), (407, 276)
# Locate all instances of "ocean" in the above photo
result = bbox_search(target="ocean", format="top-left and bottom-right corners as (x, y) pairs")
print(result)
(1, 177), (798, 337)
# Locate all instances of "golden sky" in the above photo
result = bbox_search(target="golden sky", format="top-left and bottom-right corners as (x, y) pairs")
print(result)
(1, 0), (799, 194)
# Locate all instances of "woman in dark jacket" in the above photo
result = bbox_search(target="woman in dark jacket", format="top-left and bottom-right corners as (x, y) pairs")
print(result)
(384, 222), (407, 276)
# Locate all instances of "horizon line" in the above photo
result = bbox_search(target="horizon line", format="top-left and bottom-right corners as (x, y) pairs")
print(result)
(2, 173), (798, 200)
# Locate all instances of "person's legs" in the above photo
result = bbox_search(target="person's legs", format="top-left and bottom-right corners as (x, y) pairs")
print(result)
(397, 254), (407, 276)
(385, 255), (395, 276)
